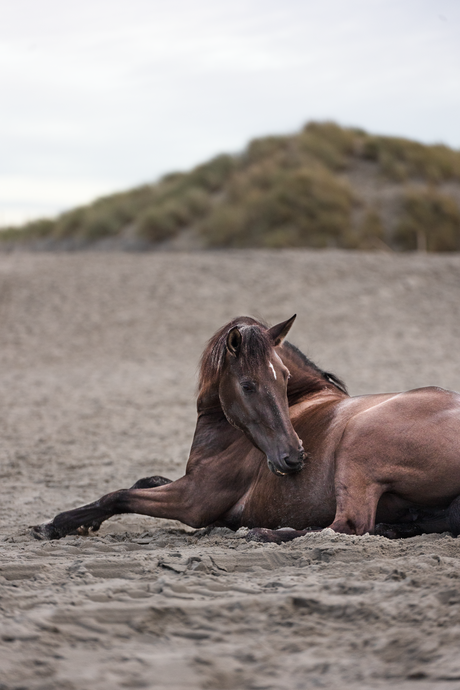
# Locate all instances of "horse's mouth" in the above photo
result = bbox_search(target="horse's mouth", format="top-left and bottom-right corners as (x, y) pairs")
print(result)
(272, 466), (288, 477)
(267, 459), (304, 477)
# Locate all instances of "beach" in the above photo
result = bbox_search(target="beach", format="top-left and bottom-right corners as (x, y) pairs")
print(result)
(1, 249), (460, 689)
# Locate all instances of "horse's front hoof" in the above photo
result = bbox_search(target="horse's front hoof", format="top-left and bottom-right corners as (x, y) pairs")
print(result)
(373, 524), (398, 539)
(246, 527), (287, 543)
(374, 522), (417, 539)
(30, 521), (62, 540)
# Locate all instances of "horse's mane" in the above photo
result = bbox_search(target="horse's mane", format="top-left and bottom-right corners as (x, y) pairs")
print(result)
(199, 317), (272, 400)
(283, 341), (349, 396)
(198, 317), (348, 404)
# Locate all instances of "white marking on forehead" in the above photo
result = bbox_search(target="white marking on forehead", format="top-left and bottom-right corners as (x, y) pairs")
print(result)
(269, 362), (277, 380)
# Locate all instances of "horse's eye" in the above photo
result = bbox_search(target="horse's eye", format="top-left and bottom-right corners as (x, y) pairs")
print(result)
(241, 381), (256, 393)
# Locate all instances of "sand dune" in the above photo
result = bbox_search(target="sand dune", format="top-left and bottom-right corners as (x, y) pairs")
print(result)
(1, 250), (460, 689)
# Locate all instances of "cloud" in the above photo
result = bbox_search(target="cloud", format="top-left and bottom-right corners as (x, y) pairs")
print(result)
(1, 0), (459, 224)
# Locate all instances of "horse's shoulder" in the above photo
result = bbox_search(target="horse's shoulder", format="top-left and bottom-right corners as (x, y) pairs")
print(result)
(333, 394), (402, 441)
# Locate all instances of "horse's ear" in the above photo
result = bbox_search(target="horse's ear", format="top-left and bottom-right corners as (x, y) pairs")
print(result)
(268, 315), (296, 346)
(226, 327), (242, 358)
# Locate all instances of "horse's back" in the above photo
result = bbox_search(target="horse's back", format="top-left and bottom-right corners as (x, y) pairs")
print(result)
(348, 385), (460, 425)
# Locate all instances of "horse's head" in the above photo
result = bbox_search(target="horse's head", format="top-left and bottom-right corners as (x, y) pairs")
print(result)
(218, 315), (305, 476)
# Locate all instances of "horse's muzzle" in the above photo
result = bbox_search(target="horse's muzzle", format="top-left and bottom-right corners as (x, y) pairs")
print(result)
(267, 449), (305, 477)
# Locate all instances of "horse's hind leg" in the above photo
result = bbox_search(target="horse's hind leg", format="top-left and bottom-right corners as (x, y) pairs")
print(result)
(31, 476), (198, 541)
(66, 477), (174, 536)
(31, 489), (128, 540)
(130, 476), (172, 489)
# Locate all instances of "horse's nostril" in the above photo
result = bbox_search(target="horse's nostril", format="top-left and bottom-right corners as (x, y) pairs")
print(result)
(268, 455), (303, 477)
(283, 455), (301, 469)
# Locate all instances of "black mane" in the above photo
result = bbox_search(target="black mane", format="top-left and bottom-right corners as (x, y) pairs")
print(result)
(283, 341), (349, 396)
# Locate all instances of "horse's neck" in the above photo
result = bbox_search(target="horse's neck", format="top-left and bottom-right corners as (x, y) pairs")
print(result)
(192, 390), (245, 458)
(186, 403), (259, 497)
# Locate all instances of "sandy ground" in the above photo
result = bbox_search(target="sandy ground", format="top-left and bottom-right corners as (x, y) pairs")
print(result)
(1, 249), (460, 690)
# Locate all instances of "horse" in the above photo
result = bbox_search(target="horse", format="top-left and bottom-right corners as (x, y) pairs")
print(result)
(32, 315), (460, 542)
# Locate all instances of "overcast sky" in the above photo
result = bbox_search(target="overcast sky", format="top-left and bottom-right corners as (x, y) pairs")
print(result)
(1, 0), (459, 226)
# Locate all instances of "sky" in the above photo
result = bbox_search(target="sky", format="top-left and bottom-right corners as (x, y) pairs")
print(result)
(1, 0), (460, 226)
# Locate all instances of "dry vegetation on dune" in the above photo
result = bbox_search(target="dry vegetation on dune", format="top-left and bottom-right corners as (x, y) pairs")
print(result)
(2, 122), (460, 251)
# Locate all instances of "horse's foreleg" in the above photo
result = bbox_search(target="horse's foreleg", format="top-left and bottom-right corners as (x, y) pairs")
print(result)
(329, 478), (383, 536)
(448, 496), (460, 536)
(31, 477), (201, 540)
(374, 522), (431, 539)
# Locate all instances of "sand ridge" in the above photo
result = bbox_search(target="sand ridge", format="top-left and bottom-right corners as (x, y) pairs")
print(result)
(1, 250), (460, 689)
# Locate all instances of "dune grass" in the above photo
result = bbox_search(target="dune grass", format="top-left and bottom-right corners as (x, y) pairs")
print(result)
(393, 187), (460, 251)
(2, 122), (460, 251)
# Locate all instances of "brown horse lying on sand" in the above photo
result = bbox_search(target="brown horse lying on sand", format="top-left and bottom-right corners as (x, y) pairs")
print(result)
(33, 315), (460, 542)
